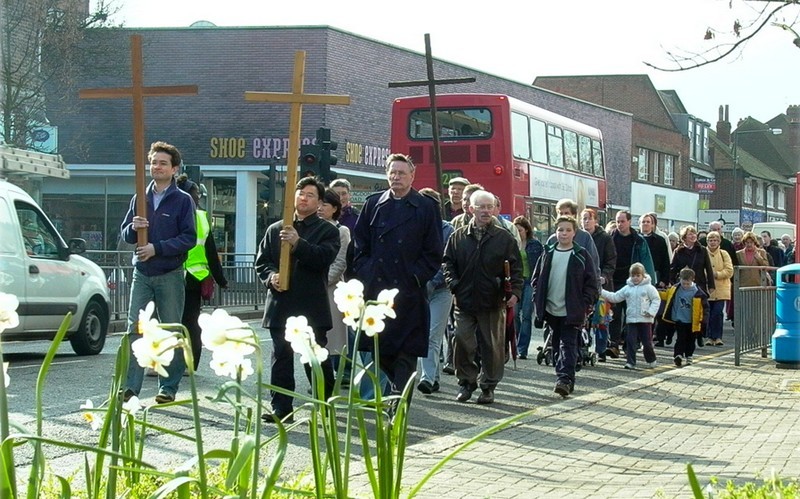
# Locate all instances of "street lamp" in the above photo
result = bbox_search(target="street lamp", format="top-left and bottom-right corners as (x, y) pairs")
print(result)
(732, 127), (783, 210)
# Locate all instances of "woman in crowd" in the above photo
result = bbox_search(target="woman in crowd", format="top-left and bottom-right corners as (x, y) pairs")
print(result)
(668, 232), (680, 253)
(670, 225), (715, 347)
(705, 231), (733, 346)
(736, 231), (771, 287)
(513, 216), (543, 360)
(318, 188), (351, 375)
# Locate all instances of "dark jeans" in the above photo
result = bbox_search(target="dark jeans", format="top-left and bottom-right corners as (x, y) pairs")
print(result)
(182, 284), (203, 371)
(608, 300), (626, 348)
(708, 300), (726, 340)
(545, 313), (579, 386)
(269, 327), (335, 415)
(673, 322), (696, 359)
(625, 323), (656, 365)
(379, 350), (418, 401)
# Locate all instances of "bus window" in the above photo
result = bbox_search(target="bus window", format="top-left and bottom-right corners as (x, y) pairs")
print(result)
(408, 107), (492, 140)
(563, 130), (579, 171)
(410, 111), (433, 139)
(579, 135), (593, 174)
(530, 118), (547, 165)
(547, 125), (564, 168)
(511, 112), (530, 160)
(592, 139), (604, 177)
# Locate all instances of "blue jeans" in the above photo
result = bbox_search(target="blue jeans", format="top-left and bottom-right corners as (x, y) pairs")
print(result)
(514, 282), (533, 356)
(594, 326), (608, 355)
(125, 267), (187, 397)
(545, 313), (578, 386)
(418, 286), (453, 384)
(708, 300), (726, 340)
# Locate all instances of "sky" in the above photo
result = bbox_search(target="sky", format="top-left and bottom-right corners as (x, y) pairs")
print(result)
(98, 0), (800, 128)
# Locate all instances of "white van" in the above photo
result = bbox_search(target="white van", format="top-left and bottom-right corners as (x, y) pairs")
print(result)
(752, 222), (795, 241)
(0, 179), (110, 354)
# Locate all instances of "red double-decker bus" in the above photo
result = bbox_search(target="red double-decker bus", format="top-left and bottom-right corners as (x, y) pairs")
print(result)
(390, 93), (607, 238)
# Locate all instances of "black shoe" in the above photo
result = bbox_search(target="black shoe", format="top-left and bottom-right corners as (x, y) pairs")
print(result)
(261, 411), (294, 424)
(518, 355), (527, 360)
(605, 347), (620, 359)
(442, 364), (455, 375)
(431, 381), (440, 392)
(476, 388), (494, 405)
(119, 389), (135, 403)
(456, 383), (477, 402)
(597, 354), (606, 362)
(666, 337), (673, 345)
(417, 380), (433, 394)
(154, 392), (175, 404)
(697, 337), (704, 347)
(554, 383), (570, 398)
(654, 341), (665, 347)
(569, 382), (575, 394)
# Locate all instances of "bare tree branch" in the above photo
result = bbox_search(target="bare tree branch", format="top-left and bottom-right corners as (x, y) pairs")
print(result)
(644, 0), (797, 72)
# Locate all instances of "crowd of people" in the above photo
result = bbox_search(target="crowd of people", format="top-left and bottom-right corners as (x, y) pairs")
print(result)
(117, 142), (791, 418)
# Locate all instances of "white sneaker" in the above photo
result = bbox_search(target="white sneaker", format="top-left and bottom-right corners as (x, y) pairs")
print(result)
(645, 361), (658, 368)
(624, 363), (635, 370)
(686, 356), (693, 365)
(674, 355), (683, 367)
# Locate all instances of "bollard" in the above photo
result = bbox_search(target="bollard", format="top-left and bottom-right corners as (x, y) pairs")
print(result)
(773, 263), (800, 369)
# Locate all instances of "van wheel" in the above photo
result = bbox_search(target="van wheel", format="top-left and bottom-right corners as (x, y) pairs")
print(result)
(70, 301), (108, 355)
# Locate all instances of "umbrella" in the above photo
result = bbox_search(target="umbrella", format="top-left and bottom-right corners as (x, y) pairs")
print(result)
(504, 260), (518, 370)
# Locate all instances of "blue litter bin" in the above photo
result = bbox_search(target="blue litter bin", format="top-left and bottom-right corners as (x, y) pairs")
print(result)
(773, 263), (800, 366)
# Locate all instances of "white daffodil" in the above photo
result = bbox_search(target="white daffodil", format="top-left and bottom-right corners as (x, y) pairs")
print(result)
(121, 396), (141, 428)
(360, 304), (387, 337)
(333, 279), (365, 317)
(298, 342), (329, 365)
(2, 362), (8, 388)
(199, 308), (256, 356)
(285, 315), (314, 344)
(80, 399), (100, 431)
(375, 288), (399, 319)
(0, 292), (20, 334)
(131, 325), (180, 377)
(136, 302), (169, 337)
(209, 352), (254, 381)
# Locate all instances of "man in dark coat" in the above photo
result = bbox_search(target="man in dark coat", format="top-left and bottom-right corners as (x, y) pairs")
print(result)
(353, 153), (443, 401)
(255, 176), (340, 423)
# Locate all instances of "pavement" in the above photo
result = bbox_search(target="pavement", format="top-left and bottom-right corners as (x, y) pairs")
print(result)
(354, 347), (800, 499)
(110, 309), (800, 498)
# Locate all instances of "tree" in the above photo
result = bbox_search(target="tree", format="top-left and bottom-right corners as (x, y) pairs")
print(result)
(645, 0), (799, 72)
(0, 0), (120, 152)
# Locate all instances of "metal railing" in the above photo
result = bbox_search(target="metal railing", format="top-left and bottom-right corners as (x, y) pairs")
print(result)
(86, 251), (266, 321)
(733, 265), (777, 366)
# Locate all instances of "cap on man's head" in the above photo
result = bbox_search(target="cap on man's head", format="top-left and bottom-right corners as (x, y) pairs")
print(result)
(448, 177), (470, 186)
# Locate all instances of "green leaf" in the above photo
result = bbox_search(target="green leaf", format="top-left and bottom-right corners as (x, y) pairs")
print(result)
(224, 435), (255, 491)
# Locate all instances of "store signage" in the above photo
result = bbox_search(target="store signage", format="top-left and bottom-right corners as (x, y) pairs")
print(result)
(208, 135), (389, 167)
(695, 179), (715, 193)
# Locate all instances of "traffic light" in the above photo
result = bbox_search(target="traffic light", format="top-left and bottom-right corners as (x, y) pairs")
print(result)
(185, 164), (202, 184)
(316, 127), (338, 183)
(299, 143), (322, 177)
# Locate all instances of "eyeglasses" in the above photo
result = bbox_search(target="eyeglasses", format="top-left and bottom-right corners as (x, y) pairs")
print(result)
(473, 204), (495, 211)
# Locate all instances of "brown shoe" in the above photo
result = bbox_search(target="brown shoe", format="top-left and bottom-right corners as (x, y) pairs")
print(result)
(476, 388), (494, 405)
(714, 339), (724, 346)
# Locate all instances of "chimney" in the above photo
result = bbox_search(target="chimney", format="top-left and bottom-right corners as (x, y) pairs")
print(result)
(716, 105), (731, 145)
(788, 105), (800, 173)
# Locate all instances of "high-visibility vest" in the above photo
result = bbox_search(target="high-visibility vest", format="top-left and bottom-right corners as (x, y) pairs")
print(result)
(185, 209), (210, 281)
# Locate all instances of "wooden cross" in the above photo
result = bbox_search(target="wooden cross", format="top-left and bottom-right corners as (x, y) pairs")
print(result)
(245, 50), (351, 291)
(388, 34), (475, 218)
(79, 34), (198, 246)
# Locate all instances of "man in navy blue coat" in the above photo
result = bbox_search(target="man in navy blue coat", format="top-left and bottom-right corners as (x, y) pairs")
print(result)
(353, 153), (443, 401)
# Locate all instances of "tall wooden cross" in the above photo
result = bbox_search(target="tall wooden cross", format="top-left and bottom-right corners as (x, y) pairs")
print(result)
(245, 50), (351, 291)
(389, 34), (476, 218)
(79, 34), (198, 246)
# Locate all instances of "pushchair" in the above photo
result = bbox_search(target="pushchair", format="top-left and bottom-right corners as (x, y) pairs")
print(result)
(536, 322), (595, 370)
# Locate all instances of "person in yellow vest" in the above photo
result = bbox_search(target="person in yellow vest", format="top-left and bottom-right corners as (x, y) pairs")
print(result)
(178, 175), (228, 370)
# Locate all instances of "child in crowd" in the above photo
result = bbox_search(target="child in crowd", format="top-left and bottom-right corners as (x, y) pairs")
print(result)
(600, 263), (661, 369)
(661, 268), (709, 367)
(532, 215), (599, 398)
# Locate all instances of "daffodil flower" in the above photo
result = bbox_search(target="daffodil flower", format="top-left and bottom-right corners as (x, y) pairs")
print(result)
(209, 352), (254, 381)
(121, 396), (140, 428)
(375, 288), (399, 319)
(131, 323), (180, 377)
(360, 304), (389, 337)
(0, 292), (20, 334)
(285, 316), (314, 344)
(80, 399), (100, 431)
(333, 280), (365, 319)
(199, 308), (256, 356)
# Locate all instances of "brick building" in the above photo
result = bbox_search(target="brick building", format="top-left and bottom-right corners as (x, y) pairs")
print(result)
(41, 25), (632, 253)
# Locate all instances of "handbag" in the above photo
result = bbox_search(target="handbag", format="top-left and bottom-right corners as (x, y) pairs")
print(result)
(200, 276), (215, 300)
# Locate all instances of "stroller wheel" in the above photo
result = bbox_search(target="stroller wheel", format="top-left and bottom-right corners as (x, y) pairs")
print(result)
(575, 359), (582, 372)
(536, 352), (544, 365)
(590, 353), (597, 367)
(545, 354), (551, 366)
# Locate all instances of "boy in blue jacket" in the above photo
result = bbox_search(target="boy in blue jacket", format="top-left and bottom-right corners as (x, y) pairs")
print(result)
(532, 215), (599, 398)
(661, 268), (709, 367)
